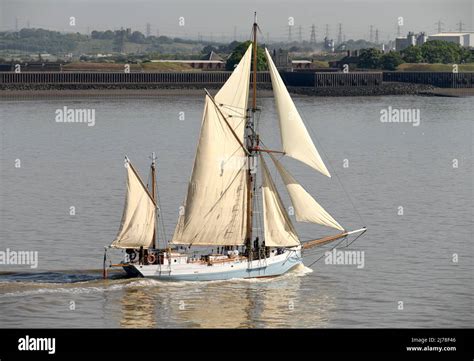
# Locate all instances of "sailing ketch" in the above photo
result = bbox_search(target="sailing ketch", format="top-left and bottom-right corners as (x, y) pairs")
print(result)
(104, 16), (366, 281)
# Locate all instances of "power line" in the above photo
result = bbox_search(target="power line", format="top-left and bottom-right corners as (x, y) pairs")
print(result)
(456, 21), (465, 32)
(337, 23), (343, 44)
(369, 25), (374, 42)
(310, 24), (316, 44)
(434, 20), (444, 33)
(146, 22), (151, 37)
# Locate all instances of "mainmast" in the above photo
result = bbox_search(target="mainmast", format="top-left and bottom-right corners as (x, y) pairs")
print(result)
(246, 13), (258, 259)
(252, 12), (258, 112)
(150, 152), (157, 249)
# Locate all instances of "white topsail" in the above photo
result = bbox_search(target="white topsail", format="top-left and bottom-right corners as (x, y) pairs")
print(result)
(171, 45), (253, 246)
(270, 154), (344, 231)
(111, 161), (156, 249)
(265, 48), (331, 178)
(260, 155), (300, 247)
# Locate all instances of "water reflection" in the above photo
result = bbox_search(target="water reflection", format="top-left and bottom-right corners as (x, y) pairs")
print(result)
(117, 269), (336, 328)
(176, 282), (253, 328)
(248, 275), (335, 327)
(120, 287), (157, 328)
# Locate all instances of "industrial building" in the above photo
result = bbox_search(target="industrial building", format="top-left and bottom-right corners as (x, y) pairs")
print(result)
(395, 32), (428, 51)
(396, 31), (473, 51)
(428, 32), (474, 47)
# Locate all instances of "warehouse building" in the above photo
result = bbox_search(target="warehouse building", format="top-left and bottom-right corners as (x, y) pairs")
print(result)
(428, 32), (474, 47)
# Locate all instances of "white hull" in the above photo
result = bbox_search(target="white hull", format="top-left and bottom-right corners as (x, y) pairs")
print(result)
(123, 247), (302, 281)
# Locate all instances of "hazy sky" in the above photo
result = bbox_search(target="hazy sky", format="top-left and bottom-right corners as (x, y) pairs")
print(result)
(1, 0), (473, 42)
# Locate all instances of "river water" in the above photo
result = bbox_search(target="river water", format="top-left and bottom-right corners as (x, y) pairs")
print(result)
(0, 93), (472, 327)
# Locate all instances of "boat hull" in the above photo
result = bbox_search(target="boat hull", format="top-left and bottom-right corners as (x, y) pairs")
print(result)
(123, 247), (302, 281)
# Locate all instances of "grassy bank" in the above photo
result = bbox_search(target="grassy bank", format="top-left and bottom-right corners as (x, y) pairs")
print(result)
(397, 63), (474, 72)
(62, 61), (196, 72)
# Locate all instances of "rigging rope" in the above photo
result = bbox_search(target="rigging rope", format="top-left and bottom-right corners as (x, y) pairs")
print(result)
(305, 229), (366, 267)
(298, 106), (366, 227)
(146, 160), (168, 248)
(253, 175), (263, 242)
(306, 236), (347, 268)
(155, 182), (167, 246)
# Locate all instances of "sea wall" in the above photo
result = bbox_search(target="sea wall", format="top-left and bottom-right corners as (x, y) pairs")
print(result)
(0, 70), (471, 95)
(383, 72), (474, 88)
(0, 71), (269, 85)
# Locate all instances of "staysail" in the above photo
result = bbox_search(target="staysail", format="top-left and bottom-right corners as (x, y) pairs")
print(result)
(265, 48), (331, 178)
(270, 154), (344, 231)
(111, 160), (156, 249)
(260, 155), (300, 247)
(171, 45), (253, 246)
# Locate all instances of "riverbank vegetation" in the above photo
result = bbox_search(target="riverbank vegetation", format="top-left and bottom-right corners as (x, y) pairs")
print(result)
(355, 41), (473, 71)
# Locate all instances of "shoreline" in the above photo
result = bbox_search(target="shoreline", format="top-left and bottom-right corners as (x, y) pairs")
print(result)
(0, 83), (472, 98)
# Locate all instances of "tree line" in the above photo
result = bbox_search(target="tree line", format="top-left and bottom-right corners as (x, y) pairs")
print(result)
(0, 28), (211, 54)
(357, 40), (473, 70)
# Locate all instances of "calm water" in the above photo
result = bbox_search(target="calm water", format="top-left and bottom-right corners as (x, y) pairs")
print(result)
(0, 94), (472, 328)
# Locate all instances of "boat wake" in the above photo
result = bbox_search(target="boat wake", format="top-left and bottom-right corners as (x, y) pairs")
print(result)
(0, 270), (128, 298)
(0, 264), (313, 298)
(0, 270), (104, 283)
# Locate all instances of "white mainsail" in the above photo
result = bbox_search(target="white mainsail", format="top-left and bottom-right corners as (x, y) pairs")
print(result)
(264, 48), (331, 178)
(270, 154), (344, 231)
(260, 155), (300, 247)
(171, 45), (253, 246)
(111, 161), (156, 249)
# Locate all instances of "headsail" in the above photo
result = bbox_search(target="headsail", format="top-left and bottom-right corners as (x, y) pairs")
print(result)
(260, 155), (300, 247)
(265, 48), (331, 178)
(111, 160), (156, 249)
(171, 45), (253, 246)
(270, 154), (344, 231)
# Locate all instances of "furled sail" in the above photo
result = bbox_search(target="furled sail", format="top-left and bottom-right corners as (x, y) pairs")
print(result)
(171, 45), (253, 246)
(260, 155), (300, 247)
(270, 154), (344, 231)
(111, 161), (156, 249)
(264, 48), (331, 178)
